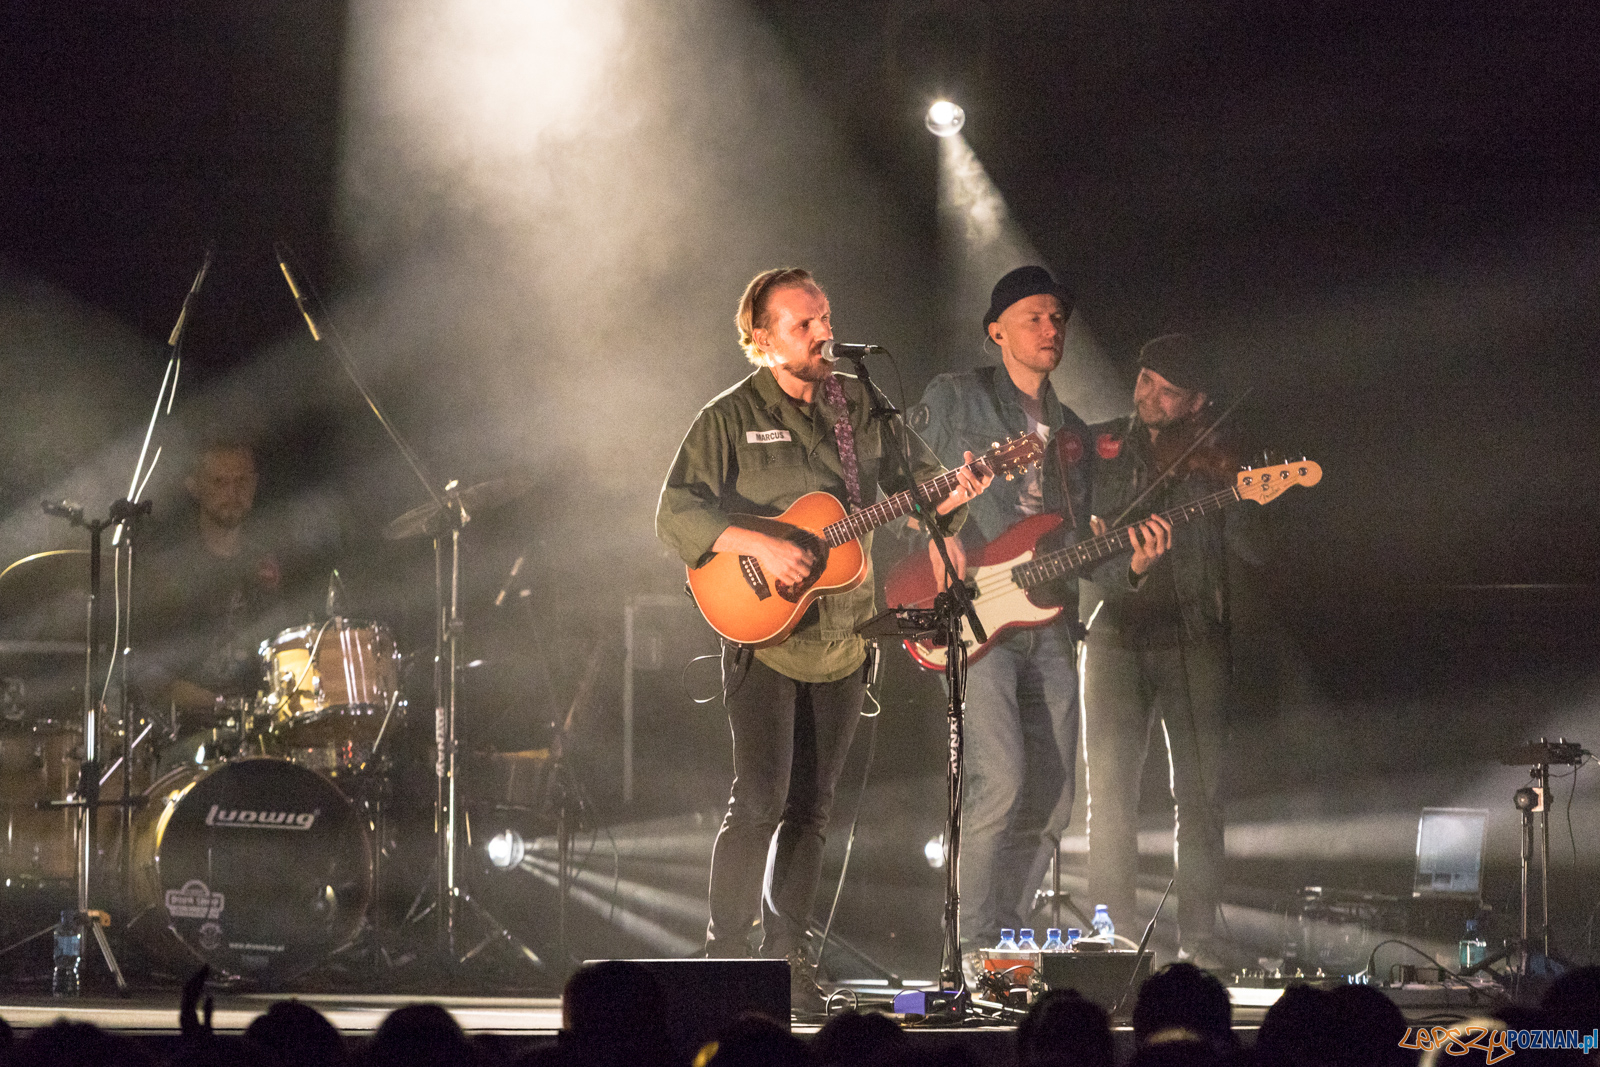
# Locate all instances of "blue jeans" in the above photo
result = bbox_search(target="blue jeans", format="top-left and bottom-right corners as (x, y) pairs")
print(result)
(957, 621), (1080, 949)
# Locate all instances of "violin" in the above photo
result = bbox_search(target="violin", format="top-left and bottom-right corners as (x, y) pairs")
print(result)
(1148, 410), (1244, 483)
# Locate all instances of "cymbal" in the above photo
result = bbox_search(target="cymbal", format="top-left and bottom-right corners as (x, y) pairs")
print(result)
(383, 476), (534, 540)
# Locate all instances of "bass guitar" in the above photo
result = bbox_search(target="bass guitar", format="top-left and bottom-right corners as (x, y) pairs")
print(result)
(885, 458), (1322, 669)
(687, 435), (1044, 647)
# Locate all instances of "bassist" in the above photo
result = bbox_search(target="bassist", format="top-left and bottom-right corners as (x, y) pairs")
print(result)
(910, 266), (1171, 976)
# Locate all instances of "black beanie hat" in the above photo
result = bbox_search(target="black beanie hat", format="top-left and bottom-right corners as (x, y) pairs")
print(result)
(983, 266), (1074, 332)
(1137, 332), (1217, 394)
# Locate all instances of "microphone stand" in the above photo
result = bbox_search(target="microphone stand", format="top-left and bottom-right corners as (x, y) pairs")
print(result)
(275, 246), (540, 978)
(41, 499), (152, 996)
(840, 351), (984, 1002)
(36, 249), (210, 994)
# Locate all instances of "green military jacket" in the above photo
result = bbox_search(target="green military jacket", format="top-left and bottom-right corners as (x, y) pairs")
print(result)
(657, 366), (963, 682)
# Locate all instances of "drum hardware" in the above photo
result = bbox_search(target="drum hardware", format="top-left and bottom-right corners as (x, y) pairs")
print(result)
(277, 245), (540, 975)
(16, 251), (213, 991)
(32, 495), (161, 995)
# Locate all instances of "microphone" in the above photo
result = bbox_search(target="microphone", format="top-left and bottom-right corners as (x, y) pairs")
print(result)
(494, 555), (525, 608)
(275, 243), (322, 341)
(167, 246), (213, 347)
(819, 340), (885, 363)
(41, 499), (85, 525)
(325, 567), (346, 617)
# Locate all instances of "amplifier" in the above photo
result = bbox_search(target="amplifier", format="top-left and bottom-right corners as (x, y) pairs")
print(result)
(1038, 951), (1153, 1010)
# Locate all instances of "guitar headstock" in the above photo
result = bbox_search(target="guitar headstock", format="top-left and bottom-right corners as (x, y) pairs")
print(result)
(1236, 459), (1322, 504)
(981, 433), (1046, 481)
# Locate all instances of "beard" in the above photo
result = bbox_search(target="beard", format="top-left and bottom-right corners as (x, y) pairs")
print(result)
(780, 354), (832, 383)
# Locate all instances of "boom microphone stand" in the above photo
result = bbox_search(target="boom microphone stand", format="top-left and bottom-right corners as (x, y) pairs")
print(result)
(839, 351), (986, 998)
(41, 500), (150, 995)
(275, 246), (539, 976)
(33, 250), (211, 994)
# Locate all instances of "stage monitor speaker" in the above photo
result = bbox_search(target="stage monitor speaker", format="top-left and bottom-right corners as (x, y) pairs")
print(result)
(1038, 951), (1152, 1010)
(585, 958), (790, 1052)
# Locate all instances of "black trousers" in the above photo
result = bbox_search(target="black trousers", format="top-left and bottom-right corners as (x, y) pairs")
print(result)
(705, 645), (865, 958)
(1083, 624), (1230, 948)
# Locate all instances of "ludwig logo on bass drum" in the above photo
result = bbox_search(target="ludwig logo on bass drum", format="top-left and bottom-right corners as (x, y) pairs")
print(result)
(205, 804), (320, 830)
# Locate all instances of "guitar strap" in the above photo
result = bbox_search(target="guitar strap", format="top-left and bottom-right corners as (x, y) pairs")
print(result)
(821, 374), (862, 512)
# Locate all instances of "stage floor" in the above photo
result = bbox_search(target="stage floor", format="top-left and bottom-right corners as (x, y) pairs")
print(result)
(0, 992), (565, 1036)
(0, 981), (1507, 1057)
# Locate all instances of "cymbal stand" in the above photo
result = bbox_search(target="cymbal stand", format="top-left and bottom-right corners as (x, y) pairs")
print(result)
(840, 350), (986, 996)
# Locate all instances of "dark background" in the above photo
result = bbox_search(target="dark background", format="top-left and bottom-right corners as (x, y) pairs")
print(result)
(2, 0), (1598, 980)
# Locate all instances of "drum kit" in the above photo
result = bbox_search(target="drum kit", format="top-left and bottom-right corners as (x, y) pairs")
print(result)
(0, 578), (410, 984)
(0, 250), (562, 990)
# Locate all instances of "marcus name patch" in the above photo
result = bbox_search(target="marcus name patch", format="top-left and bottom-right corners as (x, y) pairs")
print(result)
(746, 430), (793, 444)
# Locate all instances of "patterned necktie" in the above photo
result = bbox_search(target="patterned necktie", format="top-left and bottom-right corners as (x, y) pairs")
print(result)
(821, 374), (862, 512)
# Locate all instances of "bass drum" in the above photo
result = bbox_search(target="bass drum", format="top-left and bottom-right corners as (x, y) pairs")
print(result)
(129, 758), (370, 982)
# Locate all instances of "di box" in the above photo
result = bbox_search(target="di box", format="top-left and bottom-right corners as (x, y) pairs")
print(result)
(1038, 951), (1153, 1009)
(586, 959), (791, 1052)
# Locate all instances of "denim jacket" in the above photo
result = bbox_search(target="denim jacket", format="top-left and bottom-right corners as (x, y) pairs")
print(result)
(910, 366), (1095, 607)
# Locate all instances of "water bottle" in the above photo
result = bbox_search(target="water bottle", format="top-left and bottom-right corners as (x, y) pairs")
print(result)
(1066, 928), (1082, 950)
(1042, 928), (1065, 952)
(1091, 904), (1115, 941)
(1458, 919), (1487, 971)
(996, 928), (1018, 952)
(52, 911), (81, 997)
(1017, 928), (1039, 951)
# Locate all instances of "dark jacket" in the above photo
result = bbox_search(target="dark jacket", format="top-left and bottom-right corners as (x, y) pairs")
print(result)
(1080, 414), (1259, 639)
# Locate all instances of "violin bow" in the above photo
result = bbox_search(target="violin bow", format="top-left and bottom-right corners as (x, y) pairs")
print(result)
(1107, 385), (1254, 528)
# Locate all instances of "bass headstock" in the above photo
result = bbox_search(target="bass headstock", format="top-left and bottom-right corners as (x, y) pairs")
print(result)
(1236, 458), (1322, 504)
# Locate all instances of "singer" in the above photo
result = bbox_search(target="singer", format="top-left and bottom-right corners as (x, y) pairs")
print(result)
(655, 267), (989, 1013)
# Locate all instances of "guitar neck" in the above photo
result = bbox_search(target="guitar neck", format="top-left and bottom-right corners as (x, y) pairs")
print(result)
(820, 466), (973, 548)
(1013, 485), (1240, 589)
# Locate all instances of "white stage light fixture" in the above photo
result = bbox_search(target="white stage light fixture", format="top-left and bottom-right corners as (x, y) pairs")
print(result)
(925, 100), (965, 137)
(924, 834), (945, 868)
(487, 828), (527, 870)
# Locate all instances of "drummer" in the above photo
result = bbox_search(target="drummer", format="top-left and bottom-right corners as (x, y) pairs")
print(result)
(142, 437), (293, 720)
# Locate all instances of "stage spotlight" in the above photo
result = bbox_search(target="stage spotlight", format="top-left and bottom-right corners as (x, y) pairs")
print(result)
(925, 100), (965, 137)
(486, 828), (527, 870)
(924, 834), (945, 869)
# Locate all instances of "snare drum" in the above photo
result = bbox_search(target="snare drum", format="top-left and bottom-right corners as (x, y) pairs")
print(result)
(129, 757), (372, 981)
(262, 619), (399, 773)
(0, 719), (80, 883)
